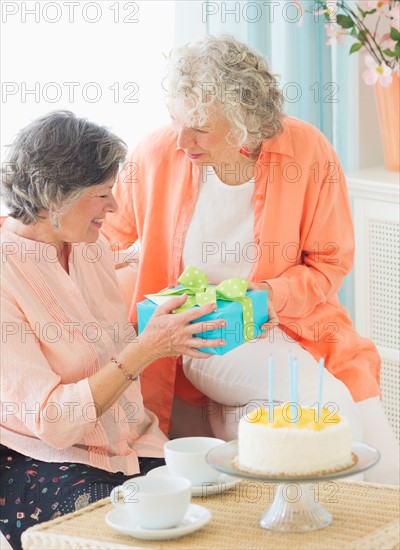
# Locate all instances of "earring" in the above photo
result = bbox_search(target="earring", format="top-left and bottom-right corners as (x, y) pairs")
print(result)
(51, 213), (60, 230)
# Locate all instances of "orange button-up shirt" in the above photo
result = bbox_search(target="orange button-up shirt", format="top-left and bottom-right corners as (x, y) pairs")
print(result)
(102, 117), (380, 434)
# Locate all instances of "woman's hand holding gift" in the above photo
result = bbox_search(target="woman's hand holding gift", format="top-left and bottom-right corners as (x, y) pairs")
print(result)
(247, 282), (279, 339)
(139, 294), (226, 359)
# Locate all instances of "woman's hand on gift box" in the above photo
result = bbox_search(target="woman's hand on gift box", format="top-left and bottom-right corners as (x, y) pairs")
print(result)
(247, 282), (279, 339)
(138, 294), (226, 359)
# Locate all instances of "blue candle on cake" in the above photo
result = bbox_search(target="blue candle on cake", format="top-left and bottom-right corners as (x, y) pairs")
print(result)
(268, 354), (274, 418)
(317, 357), (325, 420)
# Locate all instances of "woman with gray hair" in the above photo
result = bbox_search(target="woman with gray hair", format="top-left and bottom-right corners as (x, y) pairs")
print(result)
(0, 111), (225, 548)
(102, 35), (398, 485)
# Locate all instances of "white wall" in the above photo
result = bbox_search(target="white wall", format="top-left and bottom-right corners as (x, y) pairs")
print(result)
(355, 9), (385, 169)
(358, 60), (385, 169)
(1, 0), (175, 158)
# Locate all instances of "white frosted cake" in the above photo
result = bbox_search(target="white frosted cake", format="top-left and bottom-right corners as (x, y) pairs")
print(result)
(237, 406), (354, 476)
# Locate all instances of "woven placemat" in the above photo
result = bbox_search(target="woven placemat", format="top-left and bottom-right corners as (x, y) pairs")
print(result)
(21, 481), (400, 550)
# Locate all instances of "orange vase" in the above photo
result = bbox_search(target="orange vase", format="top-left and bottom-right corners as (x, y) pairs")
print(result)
(374, 73), (400, 172)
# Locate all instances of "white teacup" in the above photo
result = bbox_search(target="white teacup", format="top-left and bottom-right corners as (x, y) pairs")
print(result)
(164, 437), (224, 486)
(110, 475), (191, 529)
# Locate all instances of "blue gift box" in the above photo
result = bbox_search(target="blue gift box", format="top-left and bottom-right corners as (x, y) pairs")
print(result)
(137, 288), (268, 355)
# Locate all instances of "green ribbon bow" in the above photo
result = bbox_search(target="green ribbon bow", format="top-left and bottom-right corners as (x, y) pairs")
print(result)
(158, 265), (255, 341)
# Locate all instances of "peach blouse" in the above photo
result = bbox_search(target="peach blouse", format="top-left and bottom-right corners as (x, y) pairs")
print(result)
(0, 229), (166, 474)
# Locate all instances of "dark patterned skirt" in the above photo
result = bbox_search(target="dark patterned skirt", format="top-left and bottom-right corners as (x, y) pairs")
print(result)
(0, 444), (165, 549)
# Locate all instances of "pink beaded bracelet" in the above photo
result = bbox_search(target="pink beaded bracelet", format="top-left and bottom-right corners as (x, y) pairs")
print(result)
(111, 357), (138, 382)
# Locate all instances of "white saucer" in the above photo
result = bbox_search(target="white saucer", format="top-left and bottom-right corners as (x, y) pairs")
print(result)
(147, 465), (241, 496)
(105, 503), (211, 540)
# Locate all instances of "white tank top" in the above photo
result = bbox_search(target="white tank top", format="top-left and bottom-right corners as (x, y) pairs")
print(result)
(182, 167), (256, 283)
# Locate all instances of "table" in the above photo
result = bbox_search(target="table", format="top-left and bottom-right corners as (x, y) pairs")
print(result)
(21, 480), (400, 550)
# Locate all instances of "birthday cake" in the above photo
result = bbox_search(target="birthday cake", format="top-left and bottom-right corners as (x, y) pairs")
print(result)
(237, 406), (354, 476)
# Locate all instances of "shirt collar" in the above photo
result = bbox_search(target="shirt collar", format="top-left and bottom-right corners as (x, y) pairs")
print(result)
(259, 116), (295, 159)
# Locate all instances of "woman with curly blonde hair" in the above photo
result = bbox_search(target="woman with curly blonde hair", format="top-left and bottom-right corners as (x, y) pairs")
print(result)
(102, 35), (398, 485)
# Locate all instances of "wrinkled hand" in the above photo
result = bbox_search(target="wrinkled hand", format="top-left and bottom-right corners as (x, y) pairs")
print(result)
(247, 282), (279, 339)
(139, 294), (226, 359)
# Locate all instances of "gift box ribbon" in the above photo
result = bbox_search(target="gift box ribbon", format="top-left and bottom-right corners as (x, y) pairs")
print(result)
(157, 265), (255, 341)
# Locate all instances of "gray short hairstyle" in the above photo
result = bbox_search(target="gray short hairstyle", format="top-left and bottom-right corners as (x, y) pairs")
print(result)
(162, 34), (285, 155)
(1, 111), (127, 224)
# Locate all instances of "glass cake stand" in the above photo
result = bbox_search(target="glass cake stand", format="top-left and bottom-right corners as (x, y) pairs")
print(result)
(206, 440), (380, 532)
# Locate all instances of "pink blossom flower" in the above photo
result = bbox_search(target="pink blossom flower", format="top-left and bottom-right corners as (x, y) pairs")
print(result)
(362, 54), (393, 86)
(324, 23), (348, 45)
(380, 32), (397, 51)
(325, 0), (338, 22)
(313, 0), (338, 22)
(298, 0), (397, 80)
(361, 0), (390, 15)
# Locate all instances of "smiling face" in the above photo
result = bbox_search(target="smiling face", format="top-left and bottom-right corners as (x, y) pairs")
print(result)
(55, 178), (118, 243)
(168, 104), (242, 167)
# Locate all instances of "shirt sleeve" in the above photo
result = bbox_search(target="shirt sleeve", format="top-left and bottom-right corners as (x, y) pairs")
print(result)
(264, 150), (354, 318)
(101, 154), (139, 251)
(1, 284), (98, 450)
